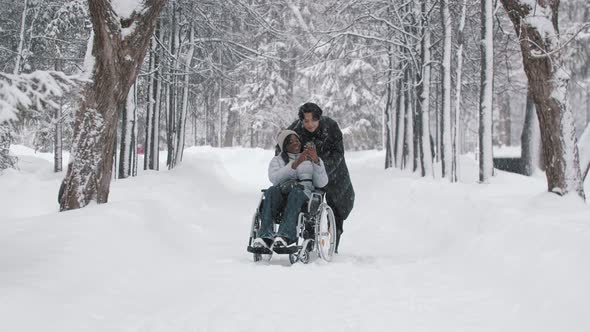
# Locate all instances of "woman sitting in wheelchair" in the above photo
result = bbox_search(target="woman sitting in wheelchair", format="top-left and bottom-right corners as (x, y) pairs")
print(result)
(253, 129), (329, 250)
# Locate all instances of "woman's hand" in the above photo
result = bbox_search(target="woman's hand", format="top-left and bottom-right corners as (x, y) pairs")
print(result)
(292, 152), (308, 169)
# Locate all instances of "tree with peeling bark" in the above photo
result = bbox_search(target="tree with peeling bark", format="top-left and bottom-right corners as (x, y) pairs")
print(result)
(59, 0), (168, 211)
(500, 0), (585, 199)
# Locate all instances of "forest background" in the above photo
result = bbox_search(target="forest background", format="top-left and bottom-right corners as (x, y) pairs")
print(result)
(1, 0), (590, 204)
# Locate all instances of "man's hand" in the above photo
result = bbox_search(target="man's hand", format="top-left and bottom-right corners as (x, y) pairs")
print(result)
(292, 152), (308, 169)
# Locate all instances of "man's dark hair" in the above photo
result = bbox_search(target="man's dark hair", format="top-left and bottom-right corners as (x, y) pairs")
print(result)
(298, 102), (323, 121)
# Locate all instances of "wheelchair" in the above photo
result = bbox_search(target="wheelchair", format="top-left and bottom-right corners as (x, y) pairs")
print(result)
(246, 188), (337, 264)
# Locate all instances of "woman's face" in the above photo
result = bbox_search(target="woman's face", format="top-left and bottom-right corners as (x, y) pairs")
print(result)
(303, 112), (320, 133)
(286, 134), (301, 154)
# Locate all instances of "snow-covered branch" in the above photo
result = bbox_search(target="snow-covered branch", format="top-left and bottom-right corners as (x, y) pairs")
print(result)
(0, 71), (80, 124)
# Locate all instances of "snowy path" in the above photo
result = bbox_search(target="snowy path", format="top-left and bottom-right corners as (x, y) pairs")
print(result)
(1, 146), (590, 331)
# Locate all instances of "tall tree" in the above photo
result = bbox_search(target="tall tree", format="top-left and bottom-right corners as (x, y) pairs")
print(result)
(451, 0), (468, 183)
(13, 0), (29, 74)
(59, 0), (168, 211)
(440, 0), (452, 178)
(479, 0), (494, 183)
(418, 0), (433, 177)
(500, 0), (585, 198)
(384, 46), (394, 169)
(118, 84), (137, 179)
(174, 25), (194, 164)
(144, 29), (161, 171)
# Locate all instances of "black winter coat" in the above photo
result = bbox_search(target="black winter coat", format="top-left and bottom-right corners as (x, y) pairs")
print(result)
(288, 117), (355, 221)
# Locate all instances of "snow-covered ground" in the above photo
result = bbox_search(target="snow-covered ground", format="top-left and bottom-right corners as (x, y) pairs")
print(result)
(2, 145), (590, 332)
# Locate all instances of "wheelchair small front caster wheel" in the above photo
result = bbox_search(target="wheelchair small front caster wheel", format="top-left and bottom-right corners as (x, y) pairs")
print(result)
(299, 249), (310, 264)
(289, 253), (299, 264)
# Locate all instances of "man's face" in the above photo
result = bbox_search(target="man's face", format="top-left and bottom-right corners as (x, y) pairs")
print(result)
(303, 112), (320, 133)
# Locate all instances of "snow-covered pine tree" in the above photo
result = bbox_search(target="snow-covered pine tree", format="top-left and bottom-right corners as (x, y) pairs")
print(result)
(0, 70), (77, 170)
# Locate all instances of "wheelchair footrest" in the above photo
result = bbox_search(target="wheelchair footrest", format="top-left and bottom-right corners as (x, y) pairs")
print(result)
(247, 246), (273, 255)
(272, 245), (299, 254)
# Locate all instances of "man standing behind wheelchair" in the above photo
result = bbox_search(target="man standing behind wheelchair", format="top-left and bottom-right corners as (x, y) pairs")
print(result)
(253, 129), (329, 250)
(288, 102), (355, 254)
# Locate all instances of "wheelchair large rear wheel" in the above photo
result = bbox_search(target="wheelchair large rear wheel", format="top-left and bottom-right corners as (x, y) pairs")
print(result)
(316, 203), (336, 261)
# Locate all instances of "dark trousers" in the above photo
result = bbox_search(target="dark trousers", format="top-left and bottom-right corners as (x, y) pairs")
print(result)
(333, 208), (344, 253)
(258, 185), (307, 242)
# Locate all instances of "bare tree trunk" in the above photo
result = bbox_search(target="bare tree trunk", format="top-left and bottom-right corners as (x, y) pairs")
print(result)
(174, 25), (195, 166)
(403, 69), (413, 169)
(118, 86), (134, 179)
(498, 96), (512, 146)
(435, 80), (441, 163)
(167, 5), (179, 169)
(193, 109), (198, 146)
(249, 121), (255, 148)
(409, 73), (417, 172)
(223, 105), (239, 147)
(131, 84), (138, 177)
(413, 85), (421, 173)
(395, 66), (405, 168)
(14, 0), (28, 74)
(440, 0), (452, 178)
(54, 99), (63, 173)
(384, 47), (394, 169)
(451, 0), (467, 183)
(500, 0), (584, 198)
(218, 79), (223, 148)
(419, 0), (433, 177)
(205, 96), (210, 145)
(151, 47), (162, 171)
(479, 0), (494, 183)
(59, 0), (168, 211)
(54, 60), (64, 173)
(144, 36), (155, 171)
